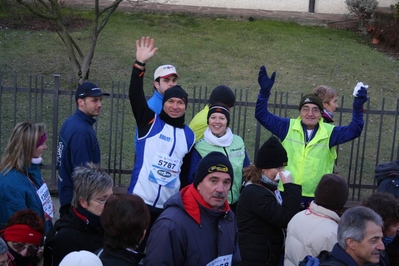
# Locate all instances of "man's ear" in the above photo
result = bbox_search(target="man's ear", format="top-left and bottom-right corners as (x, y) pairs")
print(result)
(154, 81), (160, 90)
(77, 98), (84, 108)
(346, 238), (356, 250)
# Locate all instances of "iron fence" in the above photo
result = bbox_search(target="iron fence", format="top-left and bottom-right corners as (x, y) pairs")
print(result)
(1, 74), (398, 201)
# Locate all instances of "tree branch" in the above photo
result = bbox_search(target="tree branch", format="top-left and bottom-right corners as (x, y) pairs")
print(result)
(16, 0), (58, 19)
(98, 0), (123, 32)
(14, 0), (149, 83)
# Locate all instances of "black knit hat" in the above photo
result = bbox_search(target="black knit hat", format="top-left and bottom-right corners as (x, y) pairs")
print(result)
(207, 105), (230, 127)
(314, 174), (349, 210)
(193, 151), (234, 189)
(298, 93), (324, 113)
(163, 85), (188, 109)
(208, 85), (236, 107)
(255, 136), (288, 169)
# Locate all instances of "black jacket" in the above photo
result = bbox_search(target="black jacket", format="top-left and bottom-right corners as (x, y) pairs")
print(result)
(97, 246), (145, 266)
(236, 181), (301, 265)
(43, 207), (103, 266)
(320, 244), (357, 266)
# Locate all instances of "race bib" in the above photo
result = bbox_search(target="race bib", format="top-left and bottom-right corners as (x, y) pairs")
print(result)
(37, 183), (54, 220)
(148, 153), (181, 188)
(206, 254), (232, 266)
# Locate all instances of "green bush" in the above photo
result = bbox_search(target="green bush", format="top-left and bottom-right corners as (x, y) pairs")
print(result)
(391, 1), (399, 20)
(345, 0), (378, 30)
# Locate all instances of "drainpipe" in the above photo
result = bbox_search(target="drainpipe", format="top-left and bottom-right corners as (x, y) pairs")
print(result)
(309, 0), (315, 13)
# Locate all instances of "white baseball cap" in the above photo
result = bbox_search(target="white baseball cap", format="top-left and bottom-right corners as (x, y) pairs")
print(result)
(59, 250), (103, 266)
(154, 65), (179, 81)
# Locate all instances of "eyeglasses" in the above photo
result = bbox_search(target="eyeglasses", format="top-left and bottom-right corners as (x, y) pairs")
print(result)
(93, 197), (108, 204)
(92, 193), (113, 205)
(11, 242), (38, 255)
(301, 106), (321, 114)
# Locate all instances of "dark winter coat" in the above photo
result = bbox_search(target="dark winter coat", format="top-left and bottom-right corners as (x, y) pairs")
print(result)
(236, 181), (301, 265)
(144, 184), (241, 265)
(43, 207), (103, 266)
(97, 246), (145, 266)
(319, 243), (357, 266)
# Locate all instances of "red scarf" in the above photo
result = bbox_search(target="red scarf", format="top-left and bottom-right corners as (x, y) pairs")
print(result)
(181, 184), (230, 224)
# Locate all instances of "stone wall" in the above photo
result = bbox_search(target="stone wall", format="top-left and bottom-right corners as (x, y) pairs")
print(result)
(164, 0), (396, 14)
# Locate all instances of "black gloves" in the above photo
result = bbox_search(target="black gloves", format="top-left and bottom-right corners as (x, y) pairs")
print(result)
(258, 65), (276, 97)
(353, 87), (368, 111)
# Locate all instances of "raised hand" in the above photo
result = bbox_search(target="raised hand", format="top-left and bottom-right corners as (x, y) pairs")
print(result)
(353, 87), (368, 111)
(135, 36), (158, 64)
(258, 65), (276, 96)
(277, 170), (293, 184)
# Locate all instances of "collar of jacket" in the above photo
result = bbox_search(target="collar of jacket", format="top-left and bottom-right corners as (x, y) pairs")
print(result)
(180, 184), (230, 225)
(76, 109), (97, 126)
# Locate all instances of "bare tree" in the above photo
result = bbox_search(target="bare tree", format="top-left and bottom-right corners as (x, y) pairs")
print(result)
(15, 0), (151, 83)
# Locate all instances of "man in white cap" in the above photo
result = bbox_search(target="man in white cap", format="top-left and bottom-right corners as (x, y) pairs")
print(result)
(148, 64), (179, 114)
(133, 53), (179, 166)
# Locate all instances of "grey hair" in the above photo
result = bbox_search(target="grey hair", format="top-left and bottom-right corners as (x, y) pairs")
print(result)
(338, 206), (383, 250)
(0, 237), (7, 254)
(71, 162), (113, 208)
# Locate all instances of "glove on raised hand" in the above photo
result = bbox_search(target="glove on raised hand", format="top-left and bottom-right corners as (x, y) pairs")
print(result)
(353, 82), (368, 97)
(353, 87), (368, 111)
(258, 65), (276, 97)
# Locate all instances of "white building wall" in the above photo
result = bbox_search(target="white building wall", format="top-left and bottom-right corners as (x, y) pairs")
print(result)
(166, 0), (396, 14)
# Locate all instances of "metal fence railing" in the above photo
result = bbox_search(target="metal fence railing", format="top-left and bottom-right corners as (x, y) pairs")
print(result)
(1, 74), (399, 201)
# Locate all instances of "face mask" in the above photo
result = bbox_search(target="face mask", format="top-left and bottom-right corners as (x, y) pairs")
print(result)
(382, 235), (396, 246)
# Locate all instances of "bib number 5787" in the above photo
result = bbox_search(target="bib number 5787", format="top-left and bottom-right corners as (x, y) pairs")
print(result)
(158, 160), (176, 169)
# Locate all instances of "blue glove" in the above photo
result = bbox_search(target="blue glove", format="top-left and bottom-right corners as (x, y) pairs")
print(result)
(258, 65), (276, 97)
(353, 87), (368, 111)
